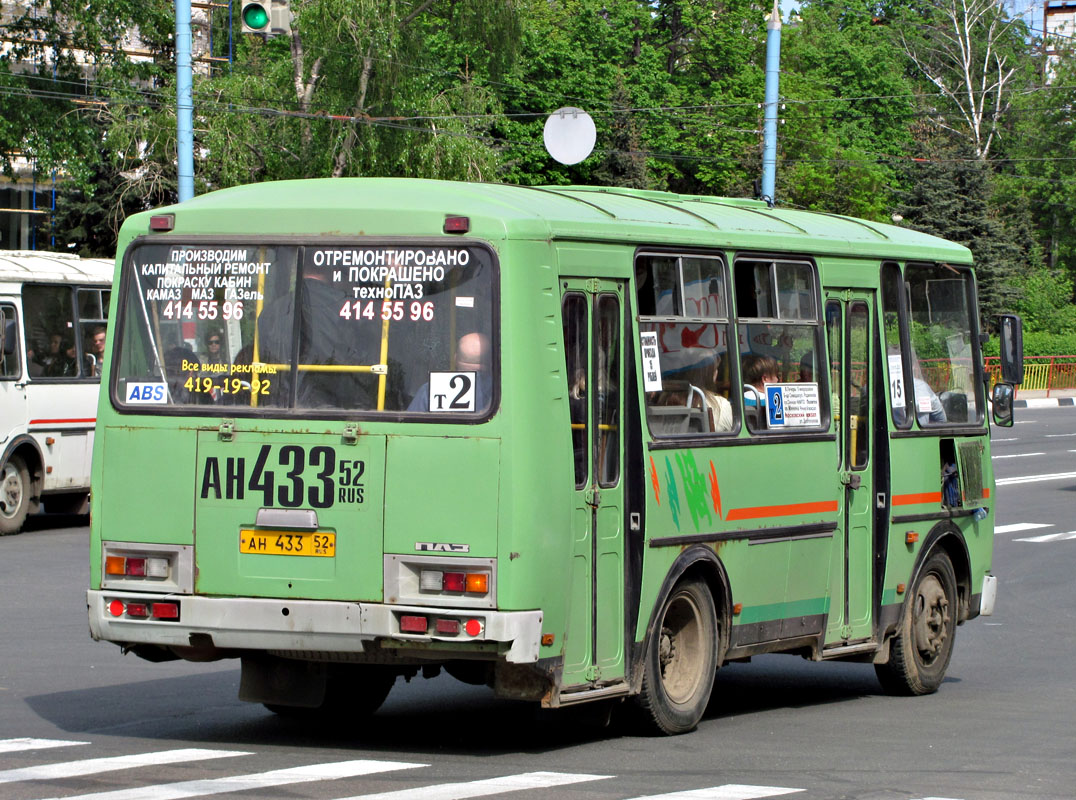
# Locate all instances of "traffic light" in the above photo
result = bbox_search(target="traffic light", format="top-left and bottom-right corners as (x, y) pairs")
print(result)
(241, 0), (289, 36)
(240, 0), (269, 34)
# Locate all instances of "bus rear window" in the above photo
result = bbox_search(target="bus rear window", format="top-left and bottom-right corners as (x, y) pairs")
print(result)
(113, 242), (496, 415)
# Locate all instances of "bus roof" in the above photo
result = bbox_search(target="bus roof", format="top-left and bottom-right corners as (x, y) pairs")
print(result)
(127, 179), (973, 264)
(0, 250), (114, 284)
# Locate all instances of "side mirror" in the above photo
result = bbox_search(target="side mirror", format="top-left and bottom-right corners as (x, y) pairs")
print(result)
(997, 314), (1023, 385)
(991, 382), (1014, 428)
(2, 318), (16, 357)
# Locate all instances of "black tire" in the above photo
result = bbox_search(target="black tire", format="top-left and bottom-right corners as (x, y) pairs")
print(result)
(0, 455), (30, 535)
(265, 666), (395, 718)
(632, 577), (718, 735)
(876, 551), (958, 696)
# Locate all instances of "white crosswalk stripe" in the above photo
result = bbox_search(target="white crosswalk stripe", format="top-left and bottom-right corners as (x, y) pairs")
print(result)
(994, 522), (1053, 534)
(997, 470), (1076, 485)
(623, 785), (803, 799)
(0, 738), (89, 754)
(1015, 530), (1076, 543)
(0, 749), (249, 785)
(335, 770), (612, 799)
(34, 759), (426, 800)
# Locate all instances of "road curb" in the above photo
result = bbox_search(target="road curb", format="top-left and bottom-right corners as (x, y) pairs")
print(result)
(1015, 397), (1076, 409)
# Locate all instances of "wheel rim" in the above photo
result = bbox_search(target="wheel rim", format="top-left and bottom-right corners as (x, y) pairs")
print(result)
(657, 591), (705, 705)
(912, 573), (951, 666)
(1, 463), (23, 519)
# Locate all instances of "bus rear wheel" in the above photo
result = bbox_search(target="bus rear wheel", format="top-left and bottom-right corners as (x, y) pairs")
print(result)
(0, 455), (30, 535)
(264, 666), (396, 719)
(632, 577), (717, 735)
(876, 551), (958, 696)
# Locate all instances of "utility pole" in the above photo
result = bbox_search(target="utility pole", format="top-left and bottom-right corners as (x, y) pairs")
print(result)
(177, 0), (194, 202)
(760, 0), (781, 206)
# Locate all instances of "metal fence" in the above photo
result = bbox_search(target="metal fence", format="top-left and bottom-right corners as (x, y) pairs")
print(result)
(984, 355), (1076, 396)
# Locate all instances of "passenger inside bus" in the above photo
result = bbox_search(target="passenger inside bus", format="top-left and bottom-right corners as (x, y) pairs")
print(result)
(407, 331), (491, 413)
(31, 332), (76, 377)
(87, 325), (107, 377)
(742, 353), (779, 429)
(743, 354), (779, 404)
(911, 358), (947, 424)
(203, 329), (226, 367)
(647, 348), (732, 434)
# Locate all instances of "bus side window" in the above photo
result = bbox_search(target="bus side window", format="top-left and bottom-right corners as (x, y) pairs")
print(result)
(0, 305), (19, 378)
(23, 284), (80, 379)
(734, 258), (825, 434)
(637, 252), (734, 438)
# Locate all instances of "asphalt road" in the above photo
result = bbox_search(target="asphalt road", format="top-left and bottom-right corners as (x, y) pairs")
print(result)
(1, 409), (1074, 800)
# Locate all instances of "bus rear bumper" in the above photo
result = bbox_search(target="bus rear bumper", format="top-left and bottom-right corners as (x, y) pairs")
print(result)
(86, 590), (543, 664)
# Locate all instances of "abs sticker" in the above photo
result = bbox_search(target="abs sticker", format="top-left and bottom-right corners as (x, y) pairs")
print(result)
(125, 382), (168, 404)
(427, 371), (476, 411)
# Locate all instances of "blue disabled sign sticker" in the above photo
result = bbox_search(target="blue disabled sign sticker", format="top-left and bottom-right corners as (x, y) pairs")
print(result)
(765, 383), (821, 428)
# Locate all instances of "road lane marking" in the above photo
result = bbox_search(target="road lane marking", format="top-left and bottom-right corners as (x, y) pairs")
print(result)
(1044, 432), (1076, 437)
(991, 452), (1044, 459)
(991, 437), (1018, 442)
(0, 749), (249, 784)
(35, 760), (425, 800)
(994, 523), (1053, 534)
(1015, 531), (1076, 543)
(0, 739), (88, 754)
(996, 471), (1076, 486)
(623, 786), (803, 799)
(337, 771), (612, 799)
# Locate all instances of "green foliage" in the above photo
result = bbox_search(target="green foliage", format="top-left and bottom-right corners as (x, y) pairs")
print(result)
(983, 331), (1076, 358)
(1007, 270), (1076, 335)
(895, 127), (1031, 320)
(779, 0), (913, 218)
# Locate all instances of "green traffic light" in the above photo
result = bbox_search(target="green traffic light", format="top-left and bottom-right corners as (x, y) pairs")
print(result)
(242, 2), (270, 30)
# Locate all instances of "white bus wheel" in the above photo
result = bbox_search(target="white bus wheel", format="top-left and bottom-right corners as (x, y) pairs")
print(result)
(0, 455), (30, 535)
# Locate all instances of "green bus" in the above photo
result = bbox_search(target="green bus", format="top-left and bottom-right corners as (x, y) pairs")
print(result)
(87, 179), (1022, 735)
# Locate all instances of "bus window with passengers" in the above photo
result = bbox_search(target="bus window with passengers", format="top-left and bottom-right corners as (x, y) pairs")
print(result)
(113, 243), (494, 415)
(638, 252), (736, 437)
(88, 179), (1020, 737)
(734, 258), (826, 432)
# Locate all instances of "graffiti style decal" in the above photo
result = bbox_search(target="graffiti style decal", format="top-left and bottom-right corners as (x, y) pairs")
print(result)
(663, 456), (681, 530)
(708, 460), (722, 519)
(675, 452), (713, 532)
(649, 455), (661, 505)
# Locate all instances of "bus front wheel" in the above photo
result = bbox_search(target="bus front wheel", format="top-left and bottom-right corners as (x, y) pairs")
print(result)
(876, 551), (958, 695)
(633, 577), (717, 735)
(0, 455), (30, 535)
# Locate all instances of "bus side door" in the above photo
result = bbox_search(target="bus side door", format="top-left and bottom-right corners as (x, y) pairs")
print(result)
(824, 292), (875, 643)
(560, 280), (626, 687)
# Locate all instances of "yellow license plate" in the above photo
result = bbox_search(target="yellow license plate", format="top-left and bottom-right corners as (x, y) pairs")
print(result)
(240, 530), (336, 557)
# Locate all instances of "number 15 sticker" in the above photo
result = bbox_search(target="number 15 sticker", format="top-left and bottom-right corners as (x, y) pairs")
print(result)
(428, 372), (476, 411)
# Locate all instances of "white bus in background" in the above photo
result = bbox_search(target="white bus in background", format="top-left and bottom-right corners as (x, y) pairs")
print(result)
(0, 251), (113, 534)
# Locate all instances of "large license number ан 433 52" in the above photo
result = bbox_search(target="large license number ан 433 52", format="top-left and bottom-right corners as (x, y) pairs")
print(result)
(200, 444), (365, 508)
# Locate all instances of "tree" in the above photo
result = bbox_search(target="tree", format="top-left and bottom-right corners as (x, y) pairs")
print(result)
(896, 125), (1031, 319)
(895, 0), (1032, 160)
(780, 0), (916, 218)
